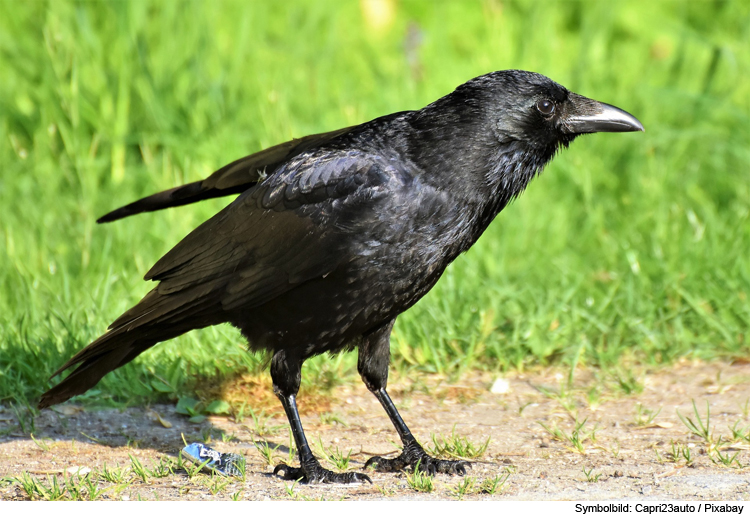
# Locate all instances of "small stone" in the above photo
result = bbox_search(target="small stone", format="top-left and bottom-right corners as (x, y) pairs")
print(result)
(65, 466), (91, 476)
(55, 405), (82, 416)
(490, 378), (510, 394)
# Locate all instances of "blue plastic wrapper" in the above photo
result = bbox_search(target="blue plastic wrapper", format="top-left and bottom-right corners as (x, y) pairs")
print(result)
(181, 442), (245, 477)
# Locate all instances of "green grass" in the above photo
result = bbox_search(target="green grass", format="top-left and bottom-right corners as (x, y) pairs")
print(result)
(539, 416), (598, 454)
(677, 400), (713, 444)
(315, 439), (354, 471)
(427, 429), (490, 460)
(11, 455), (180, 500)
(1, 1), (749, 408)
(633, 403), (662, 427)
(582, 466), (602, 483)
(405, 462), (434, 493)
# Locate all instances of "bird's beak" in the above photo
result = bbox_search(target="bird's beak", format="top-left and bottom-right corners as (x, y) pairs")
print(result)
(563, 94), (644, 134)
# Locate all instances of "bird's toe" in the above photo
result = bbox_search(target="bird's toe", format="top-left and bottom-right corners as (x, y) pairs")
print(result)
(329, 471), (373, 484)
(274, 462), (371, 484)
(273, 463), (306, 481)
(364, 455), (408, 473)
(432, 458), (471, 476)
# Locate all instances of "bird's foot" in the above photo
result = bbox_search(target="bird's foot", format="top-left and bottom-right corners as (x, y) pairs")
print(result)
(273, 460), (372, 484)
(364, 439), (471, 475)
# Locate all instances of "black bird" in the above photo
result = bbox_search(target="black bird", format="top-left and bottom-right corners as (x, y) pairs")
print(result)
(39, 70), (643, 483)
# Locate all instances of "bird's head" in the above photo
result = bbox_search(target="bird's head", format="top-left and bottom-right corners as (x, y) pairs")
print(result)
(407, 70), (643, 205)
(463, 70), (644, 151)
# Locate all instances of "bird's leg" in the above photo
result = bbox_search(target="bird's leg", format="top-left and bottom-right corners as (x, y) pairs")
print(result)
(358, 319), (470, 475)
(270, 350), (371, 484)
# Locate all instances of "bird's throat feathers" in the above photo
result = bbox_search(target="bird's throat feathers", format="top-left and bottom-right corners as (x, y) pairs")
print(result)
(486, 137), (563, 204)
(466, 138), (563, 244)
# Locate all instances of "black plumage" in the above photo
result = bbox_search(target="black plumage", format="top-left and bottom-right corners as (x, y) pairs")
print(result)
(39, 70), (643, 483)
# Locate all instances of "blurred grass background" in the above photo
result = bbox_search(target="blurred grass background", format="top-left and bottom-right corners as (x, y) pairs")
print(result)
(0, 0), (748, 408)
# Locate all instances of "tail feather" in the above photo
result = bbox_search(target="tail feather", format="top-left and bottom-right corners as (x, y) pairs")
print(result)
(39, 341), (139, 409)
(39, 286), (224, 409)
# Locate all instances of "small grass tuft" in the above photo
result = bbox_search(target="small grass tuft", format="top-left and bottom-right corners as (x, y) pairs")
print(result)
(406, 462), (434, 493)
(207, 475), (229, 495)
(539, 417), (595, 454)
(30, 434), (51, 452)
(27, 473), (66, 501)
(254, 440), (277, 467)
(666, 440), (695, 465)
(100, 463), (130, 484)
(150, 456), (177, 478)
(709, 449), (742, 469)
(316, 439), (353, 471)
(374, 484), (396, 497)
(245, 409), (284, 437)
(128, 454), (151, 484)
(450, 476), (476, 500)
(427, 427), (490, 460)
(634, 403), (662, 427)
(582, 466), (601, 483)
(730, 421), (750, 443)
(677, 400), (713, 445)
(739, 399), (749, 421)
(9, 403), (38, 436)
(479, 472), (510, 495)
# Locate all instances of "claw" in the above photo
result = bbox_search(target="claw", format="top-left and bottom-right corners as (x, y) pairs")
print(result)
(273, 462), (371, 484)
(273, 463), (305, 481)
(345, 472), (373, 484)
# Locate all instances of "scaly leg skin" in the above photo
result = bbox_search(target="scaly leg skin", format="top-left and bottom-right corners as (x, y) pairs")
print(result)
(270, 351), (371, 485)
(364, 436), (470, 475)
(357, 319), (471, 476)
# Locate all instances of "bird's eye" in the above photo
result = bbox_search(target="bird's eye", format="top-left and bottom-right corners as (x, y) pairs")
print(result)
(536, 99), (555, 115)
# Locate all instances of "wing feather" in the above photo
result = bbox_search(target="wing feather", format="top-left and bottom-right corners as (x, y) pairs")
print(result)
(141, 150), (404, 314)
(97, 126), (357, 223)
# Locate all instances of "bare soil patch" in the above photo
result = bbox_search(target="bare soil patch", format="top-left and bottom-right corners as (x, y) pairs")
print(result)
(2, 360), (749, 500)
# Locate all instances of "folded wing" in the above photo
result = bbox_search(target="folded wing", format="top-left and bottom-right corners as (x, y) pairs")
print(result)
(97, 126), (356, 223)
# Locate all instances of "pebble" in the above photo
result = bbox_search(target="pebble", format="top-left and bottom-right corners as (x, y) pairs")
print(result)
(490, 378), (510, 394)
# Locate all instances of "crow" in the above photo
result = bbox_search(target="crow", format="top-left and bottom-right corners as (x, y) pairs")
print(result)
(39, 70), (643, 483)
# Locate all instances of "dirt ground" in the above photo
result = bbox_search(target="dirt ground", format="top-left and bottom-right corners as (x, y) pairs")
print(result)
(1, 359), (749, 501)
